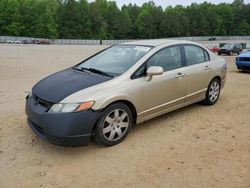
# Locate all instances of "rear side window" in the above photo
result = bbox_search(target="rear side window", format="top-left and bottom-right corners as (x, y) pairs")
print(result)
(184, 45), (210, 66)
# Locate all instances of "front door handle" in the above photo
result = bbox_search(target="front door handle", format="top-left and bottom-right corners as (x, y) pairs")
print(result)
(204, 66), (211, 71)
(176, 72), (185, 79)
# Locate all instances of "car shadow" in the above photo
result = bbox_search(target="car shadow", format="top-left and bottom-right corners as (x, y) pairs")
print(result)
(32, 101), (213, 157)
(239, 70), (250, 74)
(131, 102), (204, 133)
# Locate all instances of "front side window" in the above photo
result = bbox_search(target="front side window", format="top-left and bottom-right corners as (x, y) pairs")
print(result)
(76, 45), (152, 76)
(147, 46), (182, 71)
(184, 45), (209, 66)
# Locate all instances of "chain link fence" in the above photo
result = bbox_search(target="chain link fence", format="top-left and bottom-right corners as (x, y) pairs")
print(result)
(0, 36), (249, 47)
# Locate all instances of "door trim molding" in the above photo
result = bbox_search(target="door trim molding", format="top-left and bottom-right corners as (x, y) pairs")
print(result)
(186, 88), (207, 98)
(138, 96), (185, 116)
(138, 88), (207, 117)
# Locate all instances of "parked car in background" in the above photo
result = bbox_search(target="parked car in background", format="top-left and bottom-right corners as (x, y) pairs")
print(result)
(32, 39), (41, 44)
(209, 46), (220, 53)
(209, 37), (216, 41)
(22, 40), (31, 44)
(40, 39), (50, 45)
(235, 51), (250, 71)
(0, 39), (6, 43)
(26, 39), (227, 147)
(218, 43), (242, 55)
(14, 40), (21, 44)
(7, 40), (14, 44)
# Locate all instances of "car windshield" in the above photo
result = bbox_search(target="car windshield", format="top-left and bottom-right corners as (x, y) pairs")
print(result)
(76, 45), (152, 76)
(223, 44), (233, 48)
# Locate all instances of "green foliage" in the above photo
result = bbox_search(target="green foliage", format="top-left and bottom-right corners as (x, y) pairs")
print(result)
(0, 0), (250, 39)
(135, 2), (163, 38)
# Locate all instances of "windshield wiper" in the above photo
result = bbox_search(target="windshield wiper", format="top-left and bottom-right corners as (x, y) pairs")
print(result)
(80, 67), (113, 77)
(72, 66), (114, 77)
(72, 66), (83, 71)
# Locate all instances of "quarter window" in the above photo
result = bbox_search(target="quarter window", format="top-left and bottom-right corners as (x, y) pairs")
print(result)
(147, 46), (182, 71)
(204, 50), (209, 61)
(184, 45), (209, 66)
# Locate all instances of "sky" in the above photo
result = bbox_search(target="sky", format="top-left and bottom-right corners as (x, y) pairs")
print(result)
(111, 0), (250, 8)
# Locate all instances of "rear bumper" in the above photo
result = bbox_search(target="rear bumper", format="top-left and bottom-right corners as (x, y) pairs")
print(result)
(25, 96), (101, 147)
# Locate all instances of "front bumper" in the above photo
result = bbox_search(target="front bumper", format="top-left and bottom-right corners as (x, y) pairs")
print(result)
(235, 61), (250, 71)
(25, 96), (100, 147)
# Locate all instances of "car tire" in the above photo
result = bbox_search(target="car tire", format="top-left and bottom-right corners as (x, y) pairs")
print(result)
(218, 52), (221, 55)
(203, 78), (221, 105)
(228, 51), (233, 56)
(94, 102), (133, 146)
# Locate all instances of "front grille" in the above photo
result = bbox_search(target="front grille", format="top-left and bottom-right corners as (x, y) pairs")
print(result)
(32, 94), (53, 108)
(32, 121), (44, 134)
(28, 118), (45, 135)
(239, 65), (250, 70)
(239, 57), (250, 62)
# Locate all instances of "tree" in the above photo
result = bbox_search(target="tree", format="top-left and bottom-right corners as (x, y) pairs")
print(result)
(88, 1), (107, 39)
(0, 0), (23, 36)
(35, 0), (58, 38)
(121, 4), (141, 38)
(0, 0), (250, 39)
(57, 0), (82, 39)
(135, 1), (163, 38)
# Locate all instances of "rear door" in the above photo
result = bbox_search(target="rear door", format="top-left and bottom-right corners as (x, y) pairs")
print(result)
(182, 45), (212, 102)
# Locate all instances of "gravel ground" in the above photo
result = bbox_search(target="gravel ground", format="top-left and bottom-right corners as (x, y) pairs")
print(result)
(0, 44), (249, 188)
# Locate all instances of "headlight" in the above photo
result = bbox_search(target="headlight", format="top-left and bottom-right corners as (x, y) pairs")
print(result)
(48, 101), (95, 113)
(236, 57), (240, 61)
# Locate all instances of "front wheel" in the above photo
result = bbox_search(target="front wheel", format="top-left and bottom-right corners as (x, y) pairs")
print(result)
(94, 103), (133, 146)
(203, 78), (221, 105)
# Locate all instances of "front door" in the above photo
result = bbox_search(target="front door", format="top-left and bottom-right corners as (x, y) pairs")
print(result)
(139, 45), (186, 120)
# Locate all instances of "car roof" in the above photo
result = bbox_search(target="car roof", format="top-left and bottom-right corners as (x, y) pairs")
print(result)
(121, 39), (193, 47)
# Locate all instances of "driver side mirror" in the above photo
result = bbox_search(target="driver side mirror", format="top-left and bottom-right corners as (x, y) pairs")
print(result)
(146, 66), (164, 81)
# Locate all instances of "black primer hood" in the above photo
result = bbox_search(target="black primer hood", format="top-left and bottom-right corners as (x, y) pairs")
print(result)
(32, 68), (112, 103)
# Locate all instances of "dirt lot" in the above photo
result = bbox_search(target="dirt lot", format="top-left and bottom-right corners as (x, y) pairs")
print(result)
(0, 44), (250, 188)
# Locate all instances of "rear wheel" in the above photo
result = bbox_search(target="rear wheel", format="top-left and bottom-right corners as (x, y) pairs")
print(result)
(94, 103), (133, 146)
(203, 78), (221, 105)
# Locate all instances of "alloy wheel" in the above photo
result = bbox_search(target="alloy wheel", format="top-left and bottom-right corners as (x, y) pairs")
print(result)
(209, 81), (220, 102)
(102, 109), (130, 141)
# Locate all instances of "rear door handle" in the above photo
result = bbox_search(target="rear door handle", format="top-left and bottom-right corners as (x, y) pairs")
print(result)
(204, 66), (211, 71)
(176, 72), (185, 79)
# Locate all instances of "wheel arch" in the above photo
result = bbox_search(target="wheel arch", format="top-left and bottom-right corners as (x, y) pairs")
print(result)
(91, 98), (138, 135)
(207, 76), (221, 90)
(102, 99), (137, 124)
(212, 75), (221, 83)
